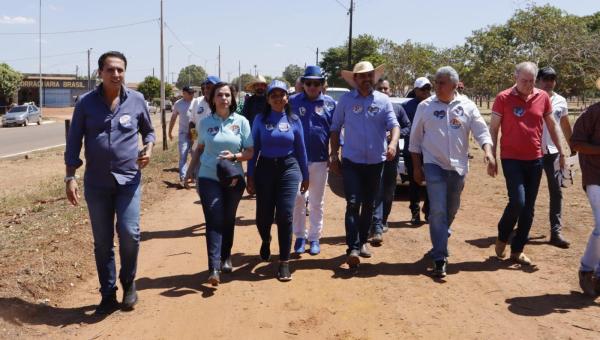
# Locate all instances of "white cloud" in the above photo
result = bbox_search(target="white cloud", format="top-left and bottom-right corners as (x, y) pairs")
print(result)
(0, 15), (36, 24)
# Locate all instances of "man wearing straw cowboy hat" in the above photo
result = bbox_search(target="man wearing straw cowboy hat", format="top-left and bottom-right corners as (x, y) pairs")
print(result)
(330, 61), (400, 268)
(242, 75), (268, 127)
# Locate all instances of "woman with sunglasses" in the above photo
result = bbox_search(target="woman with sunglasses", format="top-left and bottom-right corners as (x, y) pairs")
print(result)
(247, 80), (309, 282)
(186, 82), (254, 286)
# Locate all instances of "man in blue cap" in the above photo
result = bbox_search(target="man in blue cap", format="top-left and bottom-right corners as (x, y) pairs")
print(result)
(289, 66), (336, 255)
(192, 75), (221, 137)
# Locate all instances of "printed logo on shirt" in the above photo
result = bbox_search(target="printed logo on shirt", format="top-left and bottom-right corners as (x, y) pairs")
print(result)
(513, 106), (525, 117)
(265, 123), (275, 131)
(352, 104), (363, 114)
(207, 126), (219, 136)
(230, 124), (240, 135)
(278, 122), (290, 132)
(325, 102), (335, 111)
(553, 109), (562, 120)
(315, 106), (324, 115)
(453, 106), (465, 116)
(119, 114), (132, 127)
(299, 107), (307, 116)
(367, 105), (380, 116)
(433, 110), (446, 120)
(450, 118), (463, 129)
(198, 106), (205, 114)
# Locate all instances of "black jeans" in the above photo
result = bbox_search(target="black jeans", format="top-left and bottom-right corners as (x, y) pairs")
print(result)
(497, 158), (543, 253)
(255, 155), (301, 261)
(197, 178), (245, 271)
(342, 158), (383, 252)
(404, 153), (429, 215)
(542, 153), (563, 234)
(372, 155), (399, 233)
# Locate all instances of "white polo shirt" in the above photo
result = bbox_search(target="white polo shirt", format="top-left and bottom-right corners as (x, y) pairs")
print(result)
(541, 92), (568, 155)
(193, 96), (211, 127)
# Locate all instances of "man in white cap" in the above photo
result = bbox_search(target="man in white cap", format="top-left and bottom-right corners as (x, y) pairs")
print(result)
(242, 75), (268, 127)
(330, 61), (400, 268)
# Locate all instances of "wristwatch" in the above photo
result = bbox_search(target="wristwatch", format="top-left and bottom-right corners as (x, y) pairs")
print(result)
(232, 153), (238, 162)
(64, 175), (78, 183)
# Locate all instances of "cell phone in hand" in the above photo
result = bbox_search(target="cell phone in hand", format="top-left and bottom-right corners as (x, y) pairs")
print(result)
(138, 145), (148, 158)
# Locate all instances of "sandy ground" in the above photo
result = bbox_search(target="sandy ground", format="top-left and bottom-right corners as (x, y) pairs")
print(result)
(2, 142), (599, 339)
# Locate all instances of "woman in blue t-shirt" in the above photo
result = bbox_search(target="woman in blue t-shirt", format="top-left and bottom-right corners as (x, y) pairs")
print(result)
(186, 82), (254, 286)
(247, 80), (309, 282)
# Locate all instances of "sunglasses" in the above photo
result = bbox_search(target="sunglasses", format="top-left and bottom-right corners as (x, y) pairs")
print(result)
(304, 81), (323, 88)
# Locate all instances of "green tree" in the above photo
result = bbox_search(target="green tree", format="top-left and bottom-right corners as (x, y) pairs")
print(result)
(137, 76), (173, 100)
(231, 73), (256, 92)
(176, 65), (207, 89)
(0, 63), (23, 103)
(281, 64), (304, 85)
(380, 40), (439, 95)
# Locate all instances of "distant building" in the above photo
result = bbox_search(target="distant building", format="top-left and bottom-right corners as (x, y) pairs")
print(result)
(19, 73), (96, 108)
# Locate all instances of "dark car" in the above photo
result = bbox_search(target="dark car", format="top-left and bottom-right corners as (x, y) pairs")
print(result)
(2, 103), (42, 127)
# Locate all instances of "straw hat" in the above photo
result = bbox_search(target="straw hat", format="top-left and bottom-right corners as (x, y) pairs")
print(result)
(244, 75), (267, 92)
(341, 61), (385, 89)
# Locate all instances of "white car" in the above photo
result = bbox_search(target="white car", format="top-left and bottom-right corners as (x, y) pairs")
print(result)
(324, 87), (350, 102)
(389, 97), (412, 186)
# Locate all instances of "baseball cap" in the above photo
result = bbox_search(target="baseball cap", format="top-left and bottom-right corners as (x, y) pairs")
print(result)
(203, 76), (221, 85)
(182, 86), (195, 93)
(267, 80), (288, 95)
(414, 77), (431, 89)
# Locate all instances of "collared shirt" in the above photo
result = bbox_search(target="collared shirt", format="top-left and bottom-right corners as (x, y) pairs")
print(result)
(247, 111), (309, 180)
(65, 85), (156, 187)
(542, 92), (568, 154)
(242, 95), (267, 127)
(492, 86), (552, 160)
(409, 94), (492, 176)
(173, 97), (195, 134)
(197, 112), (253, 182)
(331, 89), (399, 164)
(193, 97), (211, 127)
(289, 92), (336, 162)
(571, 102), (600, 190)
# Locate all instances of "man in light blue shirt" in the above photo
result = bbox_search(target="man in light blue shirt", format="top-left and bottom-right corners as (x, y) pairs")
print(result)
(409, 66), (496, 278)
(330, 61), (400, 268)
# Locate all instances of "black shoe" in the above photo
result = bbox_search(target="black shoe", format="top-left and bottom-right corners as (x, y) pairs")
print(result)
(260, 241), (271, 261)
(95, 293), (119, 315)
(579, 270), (596, 296)
(121, 282), (138, 311)
(432, 259), (447, 278)
(277, 262), (292, 282)
(208, 269), (221, 286)
(221, 257), (233, 273)
(359, 243), (372, 258)
(549, 233), (570, 249)
(346, 250), (360, 268)
(410, 211), (421, 225)
(371, 232), (383, 246)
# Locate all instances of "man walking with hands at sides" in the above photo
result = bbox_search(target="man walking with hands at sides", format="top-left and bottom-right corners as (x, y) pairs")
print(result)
(409, 66), (495, 278)
(490, 62), (567, 266)
(65, 51), (155, 314)
(330, 61), (400, 268)
(168, 86), (197, 185)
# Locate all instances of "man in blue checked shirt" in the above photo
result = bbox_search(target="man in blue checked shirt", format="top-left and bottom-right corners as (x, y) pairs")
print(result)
(64, 51), (155, 315)
(290, 66), (336, 256)
(330, 61), (400, 268)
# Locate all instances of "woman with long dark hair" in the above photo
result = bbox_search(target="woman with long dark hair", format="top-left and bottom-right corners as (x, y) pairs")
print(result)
(247, 80), (309, 281)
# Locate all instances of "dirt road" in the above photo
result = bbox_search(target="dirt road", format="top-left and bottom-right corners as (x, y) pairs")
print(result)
(3, 146), (600, 339)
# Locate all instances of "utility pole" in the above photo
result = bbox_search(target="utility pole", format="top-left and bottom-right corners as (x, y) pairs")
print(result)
(253, 65), (257, 77)
(152, 68), (155, 77)
(168, 44), (172, 84)
(316, 47), (319, 65)
(38, 0), (43, 112)
(75, 65), (78, 78)
(160, 0), (167, 150)
(347, 0), (354, 69)
(218, 45), (221, 79)
(238, 60), (241, 101)
(87, 48), (92, 91)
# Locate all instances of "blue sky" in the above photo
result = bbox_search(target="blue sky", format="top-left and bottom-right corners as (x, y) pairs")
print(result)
(1, 0), (599, 83)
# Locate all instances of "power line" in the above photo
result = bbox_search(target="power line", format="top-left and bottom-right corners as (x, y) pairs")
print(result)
(1, 50), (87, 62)
(164, 22), (203, 60)
(333, 0), (348, 10)
(0, 18), (158, 36)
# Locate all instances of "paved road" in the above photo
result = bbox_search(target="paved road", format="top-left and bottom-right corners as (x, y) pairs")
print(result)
(0, 121), (67, 158)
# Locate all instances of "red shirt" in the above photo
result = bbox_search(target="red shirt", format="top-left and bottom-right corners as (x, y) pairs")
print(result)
(492, 86), (552, 160)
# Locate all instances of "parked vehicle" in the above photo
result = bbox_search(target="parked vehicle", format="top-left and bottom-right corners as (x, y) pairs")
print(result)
(324, 87), (350, 102)
(146, 101), (157, 114)
(389, 97), (412, 186)
(1, 103), (42, 127)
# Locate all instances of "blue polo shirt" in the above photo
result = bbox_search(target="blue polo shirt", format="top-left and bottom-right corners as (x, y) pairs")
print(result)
(247, 111), (309, 180)
(197, 112), (253, 182)
(289, 92), (336, 163)
(331, 89), (399, 164)
(65, 85), (156, 188)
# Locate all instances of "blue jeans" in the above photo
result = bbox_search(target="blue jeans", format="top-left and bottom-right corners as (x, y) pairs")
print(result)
(424, 164), (465, 261)
(372, 156), (399, 233)
(255, 156), (301, 261)
(497, 158), (543, 253)
(197, 178), (245, 271)
(84, 180), (141, 297)
(543, 153), (563, 234)
(178, 133), (192, 180)
(342, 158), (383, 252)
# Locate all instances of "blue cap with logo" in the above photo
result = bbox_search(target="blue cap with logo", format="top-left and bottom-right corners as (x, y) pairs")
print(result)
(301, 65), (325, 81)
(267, 80), (288, 95)
(203, 75), (221, 85)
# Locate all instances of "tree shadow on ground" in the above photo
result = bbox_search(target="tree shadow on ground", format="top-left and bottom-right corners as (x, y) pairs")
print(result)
(0, 297), (106, 328)
(140, 224), (205, 242)
(505, 291), (600, 317)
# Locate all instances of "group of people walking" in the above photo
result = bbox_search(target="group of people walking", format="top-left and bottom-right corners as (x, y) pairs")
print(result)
(64, 50), (600, 315)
